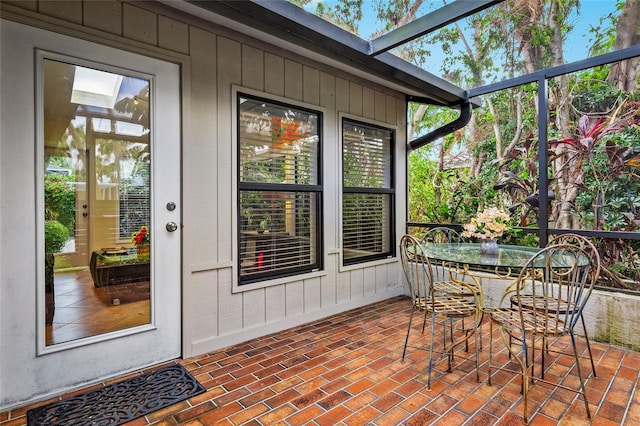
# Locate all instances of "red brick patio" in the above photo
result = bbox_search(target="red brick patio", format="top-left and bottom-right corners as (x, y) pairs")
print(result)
(2, 296), (640, 425)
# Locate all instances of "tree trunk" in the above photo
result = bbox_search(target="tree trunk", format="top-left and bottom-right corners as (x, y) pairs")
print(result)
(548, 0), (577, 228)
(607, 0), (640, 92)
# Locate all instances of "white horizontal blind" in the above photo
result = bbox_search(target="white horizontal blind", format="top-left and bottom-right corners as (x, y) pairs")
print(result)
(343, 194), (391, 254)
(343, 129), (391, 188)
(239, 191), (316, 276)
(342, 120), (394, 264)
(238, 95), (321, 283)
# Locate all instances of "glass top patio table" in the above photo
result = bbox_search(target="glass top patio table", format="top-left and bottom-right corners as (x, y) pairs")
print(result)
(421, 243), (587, 270)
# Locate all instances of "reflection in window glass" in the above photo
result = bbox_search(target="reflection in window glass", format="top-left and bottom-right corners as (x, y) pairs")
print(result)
(238, 94), (322, 284)
(342, 119), (394, 265)
(43, 58), (152, 345)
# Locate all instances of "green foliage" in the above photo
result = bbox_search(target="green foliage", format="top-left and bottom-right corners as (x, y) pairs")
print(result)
(571, 74), (621, 114)
(407, 149), (475, 224)
(44, 220), (69, 254)
(44, 174), (76, 233)
(587, 3), (620, 56)
(312, 0), (363, 34)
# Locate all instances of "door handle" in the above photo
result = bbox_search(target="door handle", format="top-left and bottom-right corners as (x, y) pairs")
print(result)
(166, 222), (178, 232)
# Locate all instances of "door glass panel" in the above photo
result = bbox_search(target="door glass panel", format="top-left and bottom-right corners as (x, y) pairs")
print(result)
(43, 59), (152, 346)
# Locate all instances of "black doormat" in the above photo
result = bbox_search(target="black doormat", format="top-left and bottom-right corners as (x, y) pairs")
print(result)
(27, 364), (205, 426)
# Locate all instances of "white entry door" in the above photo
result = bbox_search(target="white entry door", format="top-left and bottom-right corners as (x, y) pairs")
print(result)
(0, 20), (181, 405)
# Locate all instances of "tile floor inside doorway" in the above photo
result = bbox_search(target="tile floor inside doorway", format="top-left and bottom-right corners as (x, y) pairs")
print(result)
(46, 269), (150, 345)
(4, 296), (640, 425)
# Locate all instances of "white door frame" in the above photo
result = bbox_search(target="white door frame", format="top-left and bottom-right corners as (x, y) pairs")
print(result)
(0, 20), (182, 408)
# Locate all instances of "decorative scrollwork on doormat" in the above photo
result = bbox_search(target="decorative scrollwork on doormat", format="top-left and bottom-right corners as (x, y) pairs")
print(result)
(27, 363), (205, 426)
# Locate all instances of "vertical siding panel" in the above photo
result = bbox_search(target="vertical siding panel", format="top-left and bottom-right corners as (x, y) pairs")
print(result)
(375, 264), (389, 293)
(217, 36), (241, 263)
(266, 285), (286, 322)
(39, 0), (82, 24)
(375, 91), (387, 123)
(335, 78), (349, 113)
(362, 87), (375, 120)
(321, 254), (337, 307)
(319, 71), (337, 253)
(304, 277), (321, 312)
(243, 288), (266, 327)
(363, 267), (376, 296)
(350, 269), (364, 298)
(186, 27), (218, 266)
(303, 66), (320, 106)
(388, 262), (400, 289)
(349, 82), (362, 116)
(319, 72), (335, 109)
(123, 3), (158, 46)
(158, 16), (189, 54)
(242, 45), (264, 91)
(264, 53), (285, 96)
(183, 27), (218, 354)
(218, 268), (243, 334)
(284, 59), (303, 101)
(189, 271), (219, 345)
(336, 270), (350, 303)
(396, 98), (405, 127)
(215, 35), (243, 335)
(286, 281), (304, 316)
(387, 94), (398, 125)
(83, 0), (122, 36)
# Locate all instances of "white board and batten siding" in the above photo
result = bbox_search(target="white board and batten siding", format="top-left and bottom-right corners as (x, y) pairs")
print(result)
(185, 24), (406, 357)
(2, 0), (407, 361)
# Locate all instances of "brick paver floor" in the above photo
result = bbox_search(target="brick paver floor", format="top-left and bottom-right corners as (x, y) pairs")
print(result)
(3, 296), (640, 425)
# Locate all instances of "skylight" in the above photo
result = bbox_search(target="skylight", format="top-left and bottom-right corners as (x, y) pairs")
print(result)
(71, 66), (123, 109)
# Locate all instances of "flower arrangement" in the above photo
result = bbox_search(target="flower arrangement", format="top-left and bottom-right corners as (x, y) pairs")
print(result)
(131, 225), (150, 245)
(461, 207), (510, 240)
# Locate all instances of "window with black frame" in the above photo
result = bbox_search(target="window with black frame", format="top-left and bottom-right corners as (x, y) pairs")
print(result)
(238, 94), (322, 284)
(342, 119), (395, 265)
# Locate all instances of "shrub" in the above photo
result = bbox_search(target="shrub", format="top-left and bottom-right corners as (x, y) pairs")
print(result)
(44, 220), (69, 254)
(44, 174), (76, 233)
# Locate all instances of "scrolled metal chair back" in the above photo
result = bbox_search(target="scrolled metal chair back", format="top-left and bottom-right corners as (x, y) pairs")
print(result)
(400, 234), (433, 308)
(515, 242), (598, 335)
(420, 227), (462, 245)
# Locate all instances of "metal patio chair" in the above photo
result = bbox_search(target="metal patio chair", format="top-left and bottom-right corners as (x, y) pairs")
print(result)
(508, 233), (600, 379)
(486, 242), (599, 423)
(400, 234), (483, 391)
(421, 227), (483, 350)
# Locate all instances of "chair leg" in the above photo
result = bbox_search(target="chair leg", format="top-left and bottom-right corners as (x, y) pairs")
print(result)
(402, 309), (416, 360)
(580, 314), (597, 377)
(474, 315), (480, 383)
(447, 318), (454, 373)
(520, 334), (531, 424)
(461, 318), (469, 352)
(522, 366), (530, 424)
(570, 332), (592, 419)
(536, 334), (543, 381)
(427, 314), (436, 391)
(488, 320), (494, 386)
